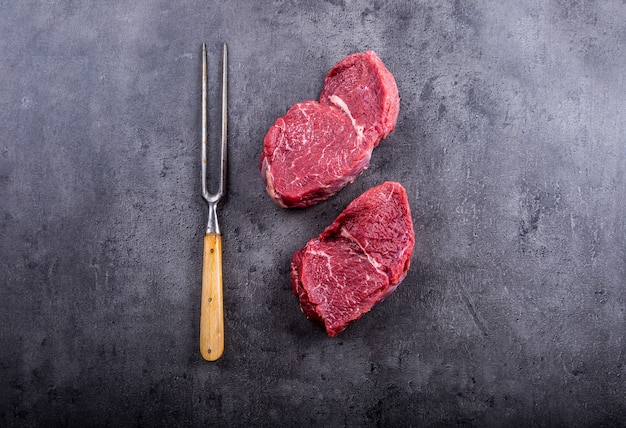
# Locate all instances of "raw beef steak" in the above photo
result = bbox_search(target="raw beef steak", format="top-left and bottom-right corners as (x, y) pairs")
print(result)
(261, 51), (399, 208)
(290, 182), (415, 336)
(260, 101), (371, 208)
(320, 50), (400, 148)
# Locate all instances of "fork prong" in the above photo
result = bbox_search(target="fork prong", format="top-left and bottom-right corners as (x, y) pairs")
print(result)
(201, 43), (209, 201)
(219, 42), (228, 199)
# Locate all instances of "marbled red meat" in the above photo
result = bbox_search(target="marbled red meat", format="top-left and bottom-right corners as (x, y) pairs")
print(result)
(320, 50), (400, 148)
(260, 101), (370, 208)
(261, 51), (399, 208)
(290, 182), (415, 336)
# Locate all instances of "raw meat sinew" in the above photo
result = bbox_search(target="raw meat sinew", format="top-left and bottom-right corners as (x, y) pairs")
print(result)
(290, 182), (415, 336)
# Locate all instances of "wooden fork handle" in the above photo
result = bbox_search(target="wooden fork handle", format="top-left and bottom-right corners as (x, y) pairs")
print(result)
(200, 233), (224, 361)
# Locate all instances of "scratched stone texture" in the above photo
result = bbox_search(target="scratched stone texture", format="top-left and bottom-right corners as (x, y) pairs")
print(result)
(0, 1), (624, 426)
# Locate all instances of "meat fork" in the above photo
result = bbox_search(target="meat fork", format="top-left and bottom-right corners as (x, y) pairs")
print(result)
(200, 42), (227, 361)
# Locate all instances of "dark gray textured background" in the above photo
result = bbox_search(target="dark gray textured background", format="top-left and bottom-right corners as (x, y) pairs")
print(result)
(1, 1), (625, 426)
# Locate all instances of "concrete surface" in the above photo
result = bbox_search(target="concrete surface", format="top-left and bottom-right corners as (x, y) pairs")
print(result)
(1, 1), (625, 426)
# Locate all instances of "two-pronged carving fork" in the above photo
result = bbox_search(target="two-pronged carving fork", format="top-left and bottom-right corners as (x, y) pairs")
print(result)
(199, 42), (227, 361)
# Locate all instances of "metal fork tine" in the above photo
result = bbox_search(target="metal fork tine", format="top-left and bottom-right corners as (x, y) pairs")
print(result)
(220, 43), (228, 199)
(201, 42), (209, 201)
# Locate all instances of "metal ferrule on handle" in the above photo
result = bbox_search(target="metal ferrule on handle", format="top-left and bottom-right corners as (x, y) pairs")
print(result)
(206, 201), (219, 235)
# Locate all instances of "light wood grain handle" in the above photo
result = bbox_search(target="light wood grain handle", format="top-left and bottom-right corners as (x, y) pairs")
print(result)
(200, 233), (224, 361)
